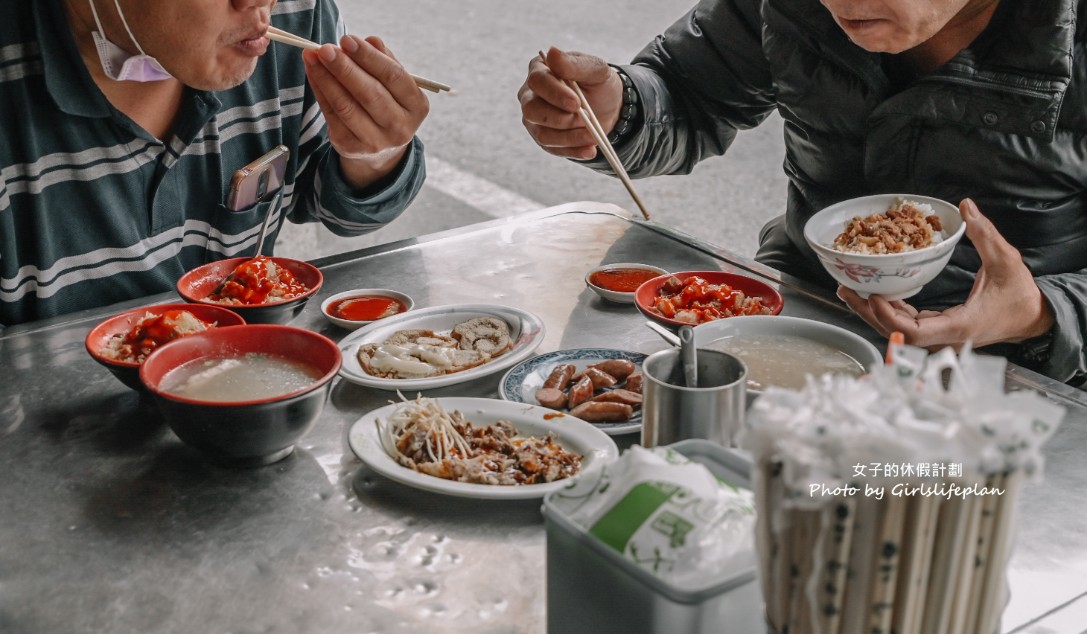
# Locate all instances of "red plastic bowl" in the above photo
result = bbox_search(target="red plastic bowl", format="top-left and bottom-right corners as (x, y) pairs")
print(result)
(85, 303), (246, 391)
(176, 257), (323, 325)
(140, 324), (342, 467)
(634, 270), (784, 329)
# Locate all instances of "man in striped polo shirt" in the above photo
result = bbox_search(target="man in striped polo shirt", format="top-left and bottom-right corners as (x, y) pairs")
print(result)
(0, 0), (429, 327)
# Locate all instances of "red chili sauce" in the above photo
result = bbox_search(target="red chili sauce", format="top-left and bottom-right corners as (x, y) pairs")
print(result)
(327, 295), (406, 322)
(208, 256), (308, 305)
(588, 267), (661, 293)
(117, 310), (213, 362)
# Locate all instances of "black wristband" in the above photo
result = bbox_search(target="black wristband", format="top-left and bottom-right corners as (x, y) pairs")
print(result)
(607, 66), (640, 146)
(1014, 329), (1055, 369)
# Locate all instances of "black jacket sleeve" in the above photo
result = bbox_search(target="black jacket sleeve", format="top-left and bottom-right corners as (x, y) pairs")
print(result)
(582, 0), (778, 178)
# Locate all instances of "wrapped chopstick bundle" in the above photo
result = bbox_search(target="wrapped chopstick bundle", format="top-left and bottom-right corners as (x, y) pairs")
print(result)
(740, 344), (1064, 634)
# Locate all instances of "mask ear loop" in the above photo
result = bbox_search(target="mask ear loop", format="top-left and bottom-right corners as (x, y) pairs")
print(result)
(87, 0), (108, 39)
(111, 0), (150, 56)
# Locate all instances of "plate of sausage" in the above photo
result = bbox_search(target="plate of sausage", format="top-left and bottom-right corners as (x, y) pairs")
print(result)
(499, 348), (647, 435)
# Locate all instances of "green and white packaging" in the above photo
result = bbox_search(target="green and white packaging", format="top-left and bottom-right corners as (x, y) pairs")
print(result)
(547, 445), (756, 590)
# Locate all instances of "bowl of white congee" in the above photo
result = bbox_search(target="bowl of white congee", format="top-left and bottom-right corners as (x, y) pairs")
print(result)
(692, 315), (882, 405)
(140, 324), (341, 467)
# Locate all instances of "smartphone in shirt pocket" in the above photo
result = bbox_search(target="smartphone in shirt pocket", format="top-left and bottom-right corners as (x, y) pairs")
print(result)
(226, 145), (289, 212)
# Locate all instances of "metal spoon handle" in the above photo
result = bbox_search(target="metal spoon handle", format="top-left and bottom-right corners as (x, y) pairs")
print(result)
(679, 325), (698, 388)
(645, 320), (681, 347)
(253, 187), (284, 257)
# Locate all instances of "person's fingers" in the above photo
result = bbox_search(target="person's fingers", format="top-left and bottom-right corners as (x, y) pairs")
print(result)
(870, 296), (968, 347)
(522, 119), (597, 159)
(886, 299), (919, 318)
(364, 35), (391, 57)
(836, 286), (868, 314)
(528, 123), (597, 151)
(524, 56), (579, 114)
(960, 198), (1022, 273)
(519, 93), (584, 130)
(304, 57), (375, 147)
(303, 51), (349, 126)
(837, 287), (892, 338)
(337, 36), (428, 116)
(311, 44), (392, 128)
(544, 47), (614, 86)
(869, 296), (922, 336)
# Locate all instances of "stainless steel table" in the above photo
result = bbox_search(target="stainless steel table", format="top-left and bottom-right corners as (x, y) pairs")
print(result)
(2, 203), (1085, 633)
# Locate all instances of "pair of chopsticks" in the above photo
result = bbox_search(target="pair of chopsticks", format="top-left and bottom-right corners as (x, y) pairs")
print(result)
(266, 26), (451, 94)
(537, 51), (651, 221)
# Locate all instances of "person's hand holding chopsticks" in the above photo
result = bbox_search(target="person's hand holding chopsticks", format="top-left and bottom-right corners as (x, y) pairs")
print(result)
(519, 47), (624, 161)
(302, 34), (429, 191)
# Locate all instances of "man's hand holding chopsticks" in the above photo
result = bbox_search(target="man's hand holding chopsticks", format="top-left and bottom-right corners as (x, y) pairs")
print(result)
(519, 47), (624, 160)
(303, 35), (429, 191)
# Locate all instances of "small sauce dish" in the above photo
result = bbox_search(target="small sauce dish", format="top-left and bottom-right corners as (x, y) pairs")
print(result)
(585, 263), (668, 304)
(321, 289), (414, 330)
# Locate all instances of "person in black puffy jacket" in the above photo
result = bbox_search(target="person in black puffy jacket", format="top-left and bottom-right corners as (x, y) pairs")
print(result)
(518, 0), (1087, 387)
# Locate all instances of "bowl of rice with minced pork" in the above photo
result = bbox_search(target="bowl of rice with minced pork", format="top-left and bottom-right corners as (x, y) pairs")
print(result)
(803, 194), (965, 301)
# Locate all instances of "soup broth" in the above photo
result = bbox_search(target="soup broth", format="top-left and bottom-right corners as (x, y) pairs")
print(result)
(161, 353), (322, 402)
(707, 333), (865, 391)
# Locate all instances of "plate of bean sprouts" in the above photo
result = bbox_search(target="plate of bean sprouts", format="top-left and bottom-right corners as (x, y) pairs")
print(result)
(348, 395), (619, 499)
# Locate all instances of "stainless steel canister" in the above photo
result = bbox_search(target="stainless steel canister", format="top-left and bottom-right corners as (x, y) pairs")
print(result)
(641, 348), (747, 448)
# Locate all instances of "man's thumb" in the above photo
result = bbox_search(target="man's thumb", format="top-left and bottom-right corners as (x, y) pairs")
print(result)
(545, 47), (612, 85)
(961, 198), (1018, 270)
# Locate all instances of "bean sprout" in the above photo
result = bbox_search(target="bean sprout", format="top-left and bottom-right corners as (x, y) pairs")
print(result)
(373, 393), (583, 486)
(376, 392), (473, 464)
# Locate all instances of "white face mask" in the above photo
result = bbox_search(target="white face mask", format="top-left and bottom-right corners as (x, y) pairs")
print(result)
(88, 0), (172, 82)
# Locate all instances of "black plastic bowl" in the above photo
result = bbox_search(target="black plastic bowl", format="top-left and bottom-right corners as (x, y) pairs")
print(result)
(176, 257), (323, 325)
(140, 324), (341, 467)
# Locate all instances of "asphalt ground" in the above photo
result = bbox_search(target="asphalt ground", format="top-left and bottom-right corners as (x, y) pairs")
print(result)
(275, 0), (787, 262)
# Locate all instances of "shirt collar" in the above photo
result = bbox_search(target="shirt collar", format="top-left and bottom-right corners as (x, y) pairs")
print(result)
(35, 0), (113, 118)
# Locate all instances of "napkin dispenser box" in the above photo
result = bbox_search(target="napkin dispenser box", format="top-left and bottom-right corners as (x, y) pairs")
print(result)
(541, 439), (763, 634)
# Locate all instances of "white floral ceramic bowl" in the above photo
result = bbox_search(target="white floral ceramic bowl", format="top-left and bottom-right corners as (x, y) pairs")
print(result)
(803, 193), (965, 301)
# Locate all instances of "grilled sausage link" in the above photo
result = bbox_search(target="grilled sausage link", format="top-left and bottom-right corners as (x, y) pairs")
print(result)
(588, 359), (636, 382)
(569, 401), (634, 422)
(573, 367), (618, 391)
(566, 375), (595, 409)
(543, 363), (576, 389)
(535, 387), (568, 409)
(590, 388), (642, 407)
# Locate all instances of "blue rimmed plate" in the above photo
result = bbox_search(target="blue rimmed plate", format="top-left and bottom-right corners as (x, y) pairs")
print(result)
(499, 348), (647, 435)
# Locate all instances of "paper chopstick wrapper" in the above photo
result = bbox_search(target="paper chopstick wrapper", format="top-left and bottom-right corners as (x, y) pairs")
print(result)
(740, 344), (1064, 634)
(548, 445), (756, 590)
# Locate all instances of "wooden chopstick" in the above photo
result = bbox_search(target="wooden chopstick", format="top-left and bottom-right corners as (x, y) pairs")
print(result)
(266, 26), (320, 50)
(267, 26), (451, 94)
(537, 52), (651, 221)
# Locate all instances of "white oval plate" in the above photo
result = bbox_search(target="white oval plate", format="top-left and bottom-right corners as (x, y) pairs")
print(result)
(337, 304), (546, 391)
(348, 397), (619, 500)
(499, 348), (647, 436)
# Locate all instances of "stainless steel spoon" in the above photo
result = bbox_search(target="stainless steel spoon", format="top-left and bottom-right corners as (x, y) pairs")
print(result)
(645, 320), (680, 347)
(253, 188), (284, 257)
(679, 325), (698, 388)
